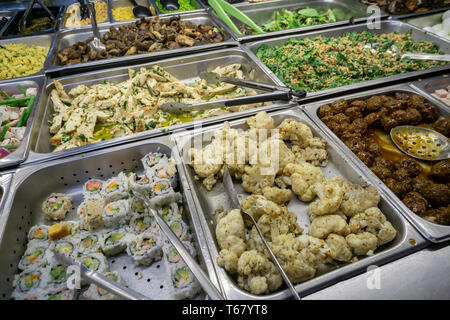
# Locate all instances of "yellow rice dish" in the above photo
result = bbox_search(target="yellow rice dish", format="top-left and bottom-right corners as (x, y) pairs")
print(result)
(0, 44), (49, 80)
(112, 7), (135, 21)
(64, 1), (108, 27)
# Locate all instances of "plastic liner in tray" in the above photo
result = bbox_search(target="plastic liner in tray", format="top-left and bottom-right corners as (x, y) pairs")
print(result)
(0, 136), (218, 300)
(303, 83), (450, 243)
(172, 106), (427, 299)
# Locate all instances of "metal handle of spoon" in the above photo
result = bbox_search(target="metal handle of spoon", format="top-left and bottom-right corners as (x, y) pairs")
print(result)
(18, 0), (35, 34)
(53, 250), (149, 300)
(149, 207), (225, 300)
(35, 0), (57, 22)
(401, 53), (450, 62)
(223, 167), (301, 300)
(87, 2), (105, 51)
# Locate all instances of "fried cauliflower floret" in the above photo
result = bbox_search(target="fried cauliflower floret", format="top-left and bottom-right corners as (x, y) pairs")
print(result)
(270, 234), (317, 283)
(224, 134), (249, 180)
(216, 209), (247, 274)
(308, 177), (345, 218)
(246, 111), (274, 130)
(278, 118), (313, 147)
(340, 183), (381, 217)
(293, 146), (329, 167)
(309, 214), (350, 239)
(345, 232), (378, 256)
(325, 233), (353, 262)
(237, 250), (283, 295)
(262, 186), (292, 206)
(283, 163), (325, 202)
(349, 207), (397, 246)
(296, 235), (333, 272)
(251, 137), (295, 174)
(190, 143), (223, 190)
(241, 164), (276, 194)
(241, 195), (282, 227)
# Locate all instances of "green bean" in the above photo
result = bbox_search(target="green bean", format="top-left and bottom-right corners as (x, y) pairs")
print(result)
(17, 84), (27, 95)
(17, 95), (35, 127)
(0, 96), (32, 107)
(1, 145), (18, 150)
(0, 125), (9, 140)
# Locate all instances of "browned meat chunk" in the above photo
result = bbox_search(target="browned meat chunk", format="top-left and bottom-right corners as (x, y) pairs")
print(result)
(385, 177), (411, 198)
(330, 99), (348, 113)
(429, 159), (450, 183)
(423, 207), (450, 225)
(403, 191), (428, 216)
(366, 95), (384, 111)
(317, 104), (333, 118)
(433, 118), (450, 137)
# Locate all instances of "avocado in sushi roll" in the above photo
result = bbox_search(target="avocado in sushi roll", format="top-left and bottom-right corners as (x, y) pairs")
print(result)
(18, 244), (49, 271)
(78, 252), (109, 274)
(169, 220), (191, 242)
(169, 265), (201, 300)
(11, 268), (45, 300)
(83, 179), (104, 199)
(148, 179), (182, 207)
(27, 225), (49, 242)
(53, 236), (78, 257)
(128, 213), (155, 234)
(101, 173), (129, 203)
(42, 193), (73, 221)
(127, 233), (162, 266)
(158, 203), (182, 224)
(100, 229), (128, 256)
(82, 271), (126, 300)
(130, 196), (148, 215)
(77, 233), (101, 254)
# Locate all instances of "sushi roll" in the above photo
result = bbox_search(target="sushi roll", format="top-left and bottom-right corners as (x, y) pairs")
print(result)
(52, 236), (78, 257)
(43, 262), (69, 292)
(128, 173), (152, 197)
(11, 268), (47, 300)
(158, 202), (182, 224)
(83, 179), (104, 199)
(78, 199), (104, 231)
(42, 288), (77, 300)
(130, 196), (148, 215)
(146, 156), (177, 187)
(168, 220), (191, 242)
(42, 193), (72, 221)
(148, 179), (182, 207)
(126, 232), (162, 266)
(128, 213), (155, 234)
(101, 173), (129, 203)
(163, 241), (197, 267)
(141, 152), (166, 170)
(18, 242), (50, 271)
(168, 264), (201, 300)
(100, 228), (128, 256)
(102, 199), (131, 229)
(82, 271), (126, 300)
(78, 252), (109, 274)
(27, 225), (49, 242)
(76, 232), (101, 255)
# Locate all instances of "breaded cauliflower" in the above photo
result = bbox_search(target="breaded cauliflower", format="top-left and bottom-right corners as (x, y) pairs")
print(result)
(251, 137), (295, 175)
(224, 133), (249, 180)
(340, 182), (381, 217)
(270, 234), (317, 283)
(237, 250), (283, 295)
(278, 118), (313, 147)
(246, 111), (274, 130)
(216, 209), (247, 274)
(190, 143), (223, 179)
(325, 233), (353, 262)
(349, 207), (397, 246)
(308, 177), (345, 218)
(241, 195), (281, 223)
(241, 164), (276, 194)
(262, 186), (292, 205)
(345, 232), (378, 256)
(293, 146), (329, 167)
(309, 214), (350, 239)
(283, 163), (325, 202)
(296, 235), (333, 272)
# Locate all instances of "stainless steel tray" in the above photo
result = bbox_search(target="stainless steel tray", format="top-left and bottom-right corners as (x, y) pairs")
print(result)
(208, 0), (378, 42)
(26, 48), (289, 166)
(405, 12), (450, 43)
(0, 76), (46, 169)
(0, 10), (18, 37)
(411, 74), (450, 107)
(46, 11), (237, 76)
(242, 20), (450, 101)
(1, 6), (64, 38)
(0, 172), (13, 217)
(302, 84), (450, 243)
(358, 0), (450, 20)
(148, 0), (204, 15)
(0, 136), (219, 300)
(172, 106), (427, 300)
(61, 0), (112, 31)
(0, 34), (54, 82)
(109, 0), (161, 22)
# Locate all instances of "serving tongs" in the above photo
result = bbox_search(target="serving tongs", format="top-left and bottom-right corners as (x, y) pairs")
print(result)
(390, 125), (450, 161)
(159, 73), (306, 114)
(53, 250), (149, 300)
(223, 166), (301, 300)
(208, 0), (264, 35)
(18, 0), (57, 34)
(78, 0), (90, 20)
(364, 43), (450, 62)
(86, 2), (106, 52)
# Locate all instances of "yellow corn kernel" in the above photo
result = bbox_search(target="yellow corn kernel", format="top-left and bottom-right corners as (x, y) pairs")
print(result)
(112, 7), (135, 21)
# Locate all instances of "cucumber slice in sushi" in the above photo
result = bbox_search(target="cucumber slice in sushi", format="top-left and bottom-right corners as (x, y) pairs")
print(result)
(169, 220), (191, 242)
(158, 202), (182, 224)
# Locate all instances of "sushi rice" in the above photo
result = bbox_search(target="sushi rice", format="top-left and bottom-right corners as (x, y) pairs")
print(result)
(128, 213), (155, 234)
(76, 232), (102, 255)
(27, 225), (49, 242)
(100, 228), (128, 256)
(167, 263), (201, 300)
(102, 199), (131, 229)
(128, 173), (152, 197)
(82, 179), (104, 199)
(82, 271), (126, 300)
(41, 193), (73, 221)
(18, 241), (52, 271)
(126, 232), (162, 266)
(101, 173), (129, 203)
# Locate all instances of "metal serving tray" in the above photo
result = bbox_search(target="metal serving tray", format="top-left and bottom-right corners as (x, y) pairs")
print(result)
(0, 34), (54, 83)
(172, 107), (427, 300)
(109, 0), (161, 22)
(208, 0), (377, 42)
(1, 6), (64, 38)
(0, 173), (13, 217)
(242, 20), (450, 101)
(358, 0), (450, 20)
(46, 11), (236, 76)
(26, 48), (289, 166)
(149, 0), (204, 15)
(0, 76), (46, 170)
(303, 84), (450, 243)
(0, 136), (219, 300)
(411, 74), (450, 107)
(0, 10), (18, 38)
(61, 0), (111, 30)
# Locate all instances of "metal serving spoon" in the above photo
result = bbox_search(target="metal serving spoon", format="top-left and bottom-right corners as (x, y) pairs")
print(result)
(390, 125), (449, 161)
(129, 0), (153, 18)
(78, 0), (90, 20)
(160, 0), (180, 11)
(223, 166), (301, 300)
(18, 0), (57, 34)
(364, 43), (450, 62)
(53, 250), (149, 300)
(87, 2), (106, 52)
